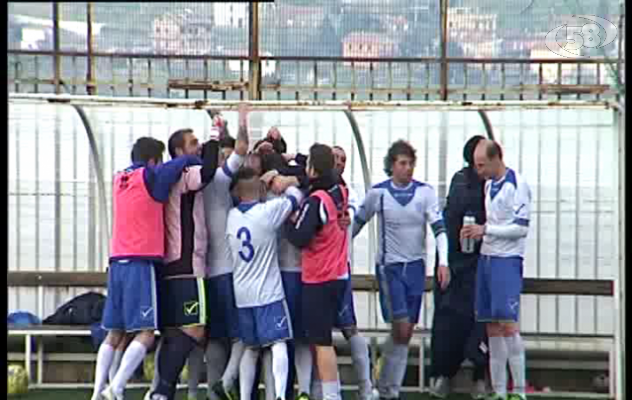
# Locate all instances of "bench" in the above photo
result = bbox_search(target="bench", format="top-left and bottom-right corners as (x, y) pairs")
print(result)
(8, 271), (616, 395)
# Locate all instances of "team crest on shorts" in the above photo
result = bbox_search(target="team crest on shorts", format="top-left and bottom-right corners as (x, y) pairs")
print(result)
(184, 301), (199, 316)
(275, 316), (288, 330)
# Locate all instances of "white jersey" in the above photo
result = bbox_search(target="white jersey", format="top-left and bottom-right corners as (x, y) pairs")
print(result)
(226, 187), (303, 308)
(203, 153), (245, 278)
(354, 179), (445, 265)
(481, 168), (531, 258)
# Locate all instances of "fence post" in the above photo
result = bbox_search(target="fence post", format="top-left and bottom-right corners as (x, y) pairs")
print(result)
(248, 2), (261, 100)
(52, 2), (61, 94)
(87, 2), (96, 95)
(440, 0), (449, 101)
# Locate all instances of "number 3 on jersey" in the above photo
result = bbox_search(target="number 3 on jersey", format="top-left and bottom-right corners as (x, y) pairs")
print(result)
(237, 227), (255, 262)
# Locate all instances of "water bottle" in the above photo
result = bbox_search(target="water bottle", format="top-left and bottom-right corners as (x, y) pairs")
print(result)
(461, 214), (476, 254)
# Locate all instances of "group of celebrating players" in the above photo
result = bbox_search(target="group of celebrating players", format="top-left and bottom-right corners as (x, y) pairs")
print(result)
(90, 103), (531, 400)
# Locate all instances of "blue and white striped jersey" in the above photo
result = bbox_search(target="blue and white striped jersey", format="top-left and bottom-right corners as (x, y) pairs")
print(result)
(353, 179), (446, 265)
(481, 168), (531, 258)
(226, 187), (303, 308)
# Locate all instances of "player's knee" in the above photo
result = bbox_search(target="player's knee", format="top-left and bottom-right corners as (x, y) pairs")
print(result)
(182, 326), (206, 344)
(486, 323), (503, 337)
(392, 323), (413, 344)
(501, 323), (519, 337)
(105, 330), (124, 347)
(134, 329), (156, 348)
(342, 326), (358, 340)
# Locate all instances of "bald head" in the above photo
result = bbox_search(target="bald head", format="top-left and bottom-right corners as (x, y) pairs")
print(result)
(474, 139), (505, 179)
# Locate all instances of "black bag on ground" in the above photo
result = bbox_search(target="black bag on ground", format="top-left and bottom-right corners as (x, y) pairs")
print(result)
(43, 292), (106, 325)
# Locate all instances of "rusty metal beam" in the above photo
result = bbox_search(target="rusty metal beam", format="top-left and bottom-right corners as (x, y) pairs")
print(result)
(86, 3), (96, 95)
(248, 2), (261, 100)
(7, 49), (619, 65)
(52, 3), (61, 94)
(9, 94), (620, 112)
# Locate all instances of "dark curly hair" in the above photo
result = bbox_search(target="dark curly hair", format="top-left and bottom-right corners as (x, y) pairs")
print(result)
(383, 140), (416, 177)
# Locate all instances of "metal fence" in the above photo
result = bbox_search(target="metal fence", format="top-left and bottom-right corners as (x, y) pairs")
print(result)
(8, 1), (625, 101)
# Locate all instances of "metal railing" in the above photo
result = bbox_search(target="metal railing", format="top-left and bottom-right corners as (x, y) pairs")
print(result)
(7, 1), (626, 101)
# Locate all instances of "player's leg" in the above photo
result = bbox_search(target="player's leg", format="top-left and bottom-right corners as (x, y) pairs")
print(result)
(204, 277), (229, 400)
(150, 277), (208, 400)
(187, 345), (205, 400)
(211, 274), (245, 400)
(376, 262), (417, 400)
(256, 300), (293, 400)
(464, 321), (489, 399)
(109, 334), (132, 384)
(106, 261), (158, 399)
(92, 262), (125, 400)
(262, 350), (275, 400)
(496, 258), (525, 400)
(281, 271), (312, 399)
(303, 281), (345, 400)
(310, 352), (323, 400)
(337, 278), (372, 400)
(237, 307), (260, 400)
(477, 256), (507, 399)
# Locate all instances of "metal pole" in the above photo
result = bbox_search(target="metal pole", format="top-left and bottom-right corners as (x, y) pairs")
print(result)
(52, 2), (61, 94)
(87, 2), (96, 95)
(616, 108), (625, 400)
(439, 0), (449, 101)
(248, 2), (261, 100)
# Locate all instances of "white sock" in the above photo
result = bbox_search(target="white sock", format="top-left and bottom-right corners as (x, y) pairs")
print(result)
(223, 341), (246, 391)
(92, 343), (115, 399)
(271, 342), (289, 400)
(489, 336), (509, 397)
(294, 344), (313, 395)
(348, 335), (372, 396)
(109, 349), (124, 384)
(188, 345), (205, 399)
(206, 340), (228, 400)
(111, 340), (149, 395)
(506, 334), (526, 396)
(263, 350), (275, 400)
(391, 344), (409, 399)
(239, 348), (260, 400)
(377, 336), (396, 399)
(322, 380), (341, 400)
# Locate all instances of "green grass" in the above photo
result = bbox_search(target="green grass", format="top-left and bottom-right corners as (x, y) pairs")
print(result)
(11, 389), (611, 400)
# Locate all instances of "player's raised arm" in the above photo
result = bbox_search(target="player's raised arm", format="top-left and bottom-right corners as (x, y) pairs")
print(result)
(145, 154), (202, 203)
(234, 103), (250, 157)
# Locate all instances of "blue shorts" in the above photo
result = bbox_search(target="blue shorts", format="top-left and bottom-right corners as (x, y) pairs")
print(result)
(475, 255), (523, 323)
(102, 260), (159, 332)
(334, 277), (358, 330)
(237, 300), (293, 348)
(376, 259), (426, 324)
(281, 271), (306, 340)
(205, 274), (240, 340)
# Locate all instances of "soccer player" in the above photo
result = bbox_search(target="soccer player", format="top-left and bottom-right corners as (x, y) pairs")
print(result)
(353, 140), (450, 400)
(286, 144), (350, 400)
(429, 135), (488, 399)
(145, 128), (220, 400)
(226, 167), (304, 400)
(92, 137), (202, 400)
(186, 132), (237, 400)
(460, 140), (531, 400)
(204, 105), (250, 400)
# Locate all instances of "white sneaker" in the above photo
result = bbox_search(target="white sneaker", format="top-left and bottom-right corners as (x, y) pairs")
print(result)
(428, 376), (450, 399)
(101, 386), (124, 400)
(471, 380), (487, 399)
